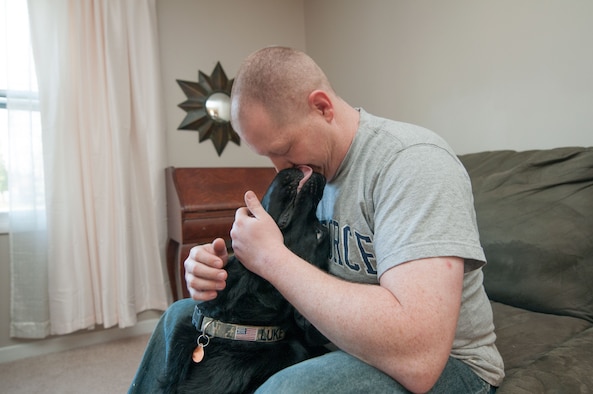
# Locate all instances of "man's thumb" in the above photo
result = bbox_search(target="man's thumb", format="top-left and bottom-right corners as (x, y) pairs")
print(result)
(244, 190), (263, 218)
(212, 237), (228, 258)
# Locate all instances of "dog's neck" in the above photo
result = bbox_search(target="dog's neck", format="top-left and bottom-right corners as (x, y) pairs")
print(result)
(192, 306), (286, 343)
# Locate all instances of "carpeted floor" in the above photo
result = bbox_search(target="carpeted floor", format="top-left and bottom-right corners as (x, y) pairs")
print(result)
(0, 334), (150, 394)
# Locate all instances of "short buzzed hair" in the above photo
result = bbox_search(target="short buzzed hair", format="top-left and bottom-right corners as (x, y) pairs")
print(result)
(231, 46), (334, 125)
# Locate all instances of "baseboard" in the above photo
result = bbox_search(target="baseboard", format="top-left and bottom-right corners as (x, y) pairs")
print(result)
(0, 318), (158, 364)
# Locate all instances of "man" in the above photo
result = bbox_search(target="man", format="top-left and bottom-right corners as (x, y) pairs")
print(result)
(131, 46), (504, 393)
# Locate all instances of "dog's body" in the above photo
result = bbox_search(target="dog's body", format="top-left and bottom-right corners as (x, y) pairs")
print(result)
(160, 167), (330, 393)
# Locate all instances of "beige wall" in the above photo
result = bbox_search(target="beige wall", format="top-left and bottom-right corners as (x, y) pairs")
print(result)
(2, 0), (592, 359)
(161, 0), (306, 167)
(304, 0), (593, 154)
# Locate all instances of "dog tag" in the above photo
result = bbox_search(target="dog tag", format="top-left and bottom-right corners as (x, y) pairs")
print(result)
(192, 344), (205, 363)
(192, 332), (210, 364)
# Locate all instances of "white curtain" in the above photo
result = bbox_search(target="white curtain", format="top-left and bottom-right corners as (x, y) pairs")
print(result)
(11, 0), (170, 338)
(4, 0), (49, 338)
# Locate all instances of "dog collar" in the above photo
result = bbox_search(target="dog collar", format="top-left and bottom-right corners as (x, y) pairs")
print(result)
(192, 305), (286, 343)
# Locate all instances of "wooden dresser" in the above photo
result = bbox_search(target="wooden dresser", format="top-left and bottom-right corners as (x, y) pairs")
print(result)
(166, 167), (276, 300)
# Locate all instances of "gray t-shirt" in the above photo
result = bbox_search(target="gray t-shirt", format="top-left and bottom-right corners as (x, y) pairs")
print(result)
(316, 109), (505, 386)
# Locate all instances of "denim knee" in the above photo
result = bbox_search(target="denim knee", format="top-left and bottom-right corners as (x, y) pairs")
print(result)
(256, 350), (409, 394)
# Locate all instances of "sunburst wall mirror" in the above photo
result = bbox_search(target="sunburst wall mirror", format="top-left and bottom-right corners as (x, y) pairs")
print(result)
(176, 62), (240, 156)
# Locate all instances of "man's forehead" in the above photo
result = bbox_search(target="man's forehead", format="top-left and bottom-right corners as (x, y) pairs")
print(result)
(234, 108), (291, 153)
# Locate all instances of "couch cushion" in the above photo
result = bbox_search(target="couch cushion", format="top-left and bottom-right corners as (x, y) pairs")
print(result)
(491, 302), (591, 373)
(493, 302), (593, 393)
(459, 148), (593, 322)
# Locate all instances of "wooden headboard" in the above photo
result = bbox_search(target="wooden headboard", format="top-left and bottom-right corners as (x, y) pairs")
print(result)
(165, 167), (277, 300)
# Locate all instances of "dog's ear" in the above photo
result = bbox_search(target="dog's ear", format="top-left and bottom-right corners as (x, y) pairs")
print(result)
(260, 169), (289, 215)
(260, 183), (273, 211)
(260, 168), (298, 222)
(260, 176), (278, 212)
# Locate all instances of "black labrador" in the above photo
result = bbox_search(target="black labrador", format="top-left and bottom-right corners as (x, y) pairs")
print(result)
(159, 166), (330, 393)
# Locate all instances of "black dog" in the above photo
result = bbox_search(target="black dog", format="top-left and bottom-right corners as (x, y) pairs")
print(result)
(159, 166), (330, 393)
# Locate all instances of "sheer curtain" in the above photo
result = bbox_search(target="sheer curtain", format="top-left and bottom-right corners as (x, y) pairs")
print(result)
(3, 0), (48, 338)
(11, 0), (170, 338)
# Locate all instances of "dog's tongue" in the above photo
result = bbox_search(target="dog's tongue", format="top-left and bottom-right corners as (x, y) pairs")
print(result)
(297, 165), (313, 193)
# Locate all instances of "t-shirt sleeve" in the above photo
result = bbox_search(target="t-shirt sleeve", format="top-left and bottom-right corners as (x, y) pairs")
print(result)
(373, 144), (486, 278)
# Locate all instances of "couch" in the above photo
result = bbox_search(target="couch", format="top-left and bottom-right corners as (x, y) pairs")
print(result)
(458, 147), (593, 393)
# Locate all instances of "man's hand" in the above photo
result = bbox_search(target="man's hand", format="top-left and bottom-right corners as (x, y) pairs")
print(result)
(184, 238), (228, 301)
(230, 191), (286, 278)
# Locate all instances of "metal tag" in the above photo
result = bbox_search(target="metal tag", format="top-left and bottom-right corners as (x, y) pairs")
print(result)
(192, 344), (205, 363)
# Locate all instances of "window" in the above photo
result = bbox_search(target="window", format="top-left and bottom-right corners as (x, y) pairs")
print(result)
(0, 90), (9, 231)
(0, 0), (42, 233)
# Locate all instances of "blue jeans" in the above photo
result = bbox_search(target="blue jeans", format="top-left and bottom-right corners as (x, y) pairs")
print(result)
(256, 350), (495, 394)
(129, 298), (495, 394)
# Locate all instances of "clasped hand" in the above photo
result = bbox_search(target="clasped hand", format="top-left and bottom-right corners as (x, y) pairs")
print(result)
(184, 190), (284, 301)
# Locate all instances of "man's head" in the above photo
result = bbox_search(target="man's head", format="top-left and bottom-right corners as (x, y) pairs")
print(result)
(230, 47), (358, 181)
(231, 46), (333, 126)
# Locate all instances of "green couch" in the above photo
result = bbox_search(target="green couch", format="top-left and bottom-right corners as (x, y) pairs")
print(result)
(459, 147), (593, 393)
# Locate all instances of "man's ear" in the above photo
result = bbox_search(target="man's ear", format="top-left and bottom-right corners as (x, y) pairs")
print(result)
(308, 90), (333, 121)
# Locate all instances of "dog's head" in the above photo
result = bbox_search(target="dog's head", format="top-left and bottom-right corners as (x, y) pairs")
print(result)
(204, 166), (329, 329)
(261, 166), (329, 271)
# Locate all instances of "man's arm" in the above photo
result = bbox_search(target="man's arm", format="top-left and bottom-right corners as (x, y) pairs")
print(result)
(232, 191), (464, 393)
